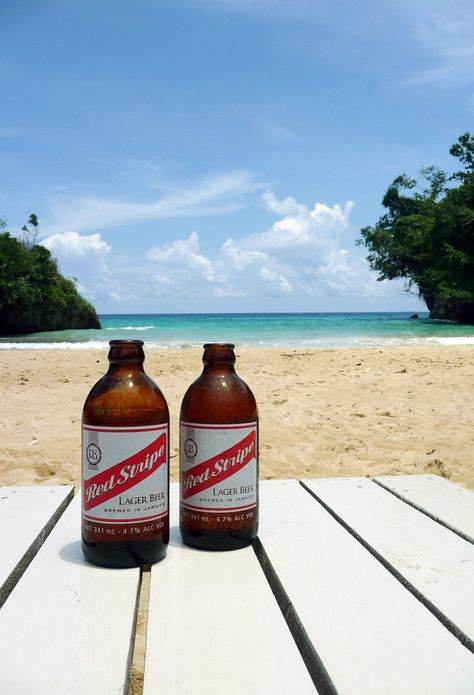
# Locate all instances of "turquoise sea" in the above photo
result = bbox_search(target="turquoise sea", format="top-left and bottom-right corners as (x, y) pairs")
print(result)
(1, 312), (474, 349)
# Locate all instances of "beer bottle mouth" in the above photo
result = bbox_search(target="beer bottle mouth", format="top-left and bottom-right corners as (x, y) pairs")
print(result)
(203, 343), (235, 349)
(202, 343), (236, 365)
(108, 339), (145, 364)
(109, 340), (144, 346)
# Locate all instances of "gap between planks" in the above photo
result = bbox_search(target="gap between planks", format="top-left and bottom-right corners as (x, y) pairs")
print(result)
(127, 565), (151, 695)
(252, 536), (338, 695)
(372, 478), (474, 546)
(299, 479), (474, 655)
(0, 487), (75, 609)
(125, 541), (333, 695)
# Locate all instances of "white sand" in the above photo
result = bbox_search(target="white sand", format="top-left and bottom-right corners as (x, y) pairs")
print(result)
(1, 345), (473, 490)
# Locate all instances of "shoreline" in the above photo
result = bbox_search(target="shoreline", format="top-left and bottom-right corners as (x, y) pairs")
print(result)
(2, 311), (474, 352)
(2, 336), (474, 350)
(1, 345), (473, 491)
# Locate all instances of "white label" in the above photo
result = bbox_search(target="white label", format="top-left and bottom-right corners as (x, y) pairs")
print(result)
(180, 421), (258, 512)
(82, 423), (168, 525)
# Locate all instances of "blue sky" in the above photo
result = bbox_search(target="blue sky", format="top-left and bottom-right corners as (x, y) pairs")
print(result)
(1, 0), (473, 313)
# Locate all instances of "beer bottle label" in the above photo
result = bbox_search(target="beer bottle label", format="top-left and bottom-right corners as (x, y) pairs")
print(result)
(82, 423), (168, 532)
(180, 421), (258, 513)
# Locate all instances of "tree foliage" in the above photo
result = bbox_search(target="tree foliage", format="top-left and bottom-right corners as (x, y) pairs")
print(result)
(0, 217), (101, 334)
(19, 213), (39, 248)
(358, 133), (474, 323)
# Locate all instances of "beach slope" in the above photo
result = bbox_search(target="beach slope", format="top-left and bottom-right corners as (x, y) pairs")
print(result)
(1, 346), (473, 490)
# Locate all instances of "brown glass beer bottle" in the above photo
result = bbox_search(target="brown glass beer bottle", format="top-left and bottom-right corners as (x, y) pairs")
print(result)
(180, 343), (258, 550)
(82, 340), (169, 567)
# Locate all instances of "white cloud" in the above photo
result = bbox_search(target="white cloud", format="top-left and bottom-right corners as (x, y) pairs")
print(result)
(44, 190), (405, 311)
(47, 170), (265, 234)
(124, 190), (361, 303)
(254, 191), (354, 255)
(147, 231), (215, 281)
(221, 239), (268, 270)
(397, 0), (474, 85)
(260, 267), (293, 294)
(211, 191), (370, 301)
(198, 0), (474, 87)
(262, 190), (306, 216)
(40, 231), (118, 303)
(41, 230), (111, 256)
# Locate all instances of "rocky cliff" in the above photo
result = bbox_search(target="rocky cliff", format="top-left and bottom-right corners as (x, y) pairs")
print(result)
(424, 293), (474, 325)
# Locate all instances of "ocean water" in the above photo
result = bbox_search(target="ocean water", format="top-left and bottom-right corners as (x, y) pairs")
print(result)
(1, 312), (474, 349)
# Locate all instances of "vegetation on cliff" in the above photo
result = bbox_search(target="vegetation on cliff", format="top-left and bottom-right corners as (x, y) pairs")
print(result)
(0, 216), (101, 335)
(358, 133), (474, 324)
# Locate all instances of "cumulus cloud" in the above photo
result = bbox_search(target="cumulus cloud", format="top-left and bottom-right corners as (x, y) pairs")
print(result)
(40, 230), (118, 303)
(260, 267), (293, 294)
(147, 231), (215, 282)
(43, 190), (401, 310)
(255, 191), (354, 255)
(221, 239), (268, 270)
(211, 191), (365, 300)
(139, 190), (373, 304)
(262, 190), (306, 216)
(41, 230), (111, 256)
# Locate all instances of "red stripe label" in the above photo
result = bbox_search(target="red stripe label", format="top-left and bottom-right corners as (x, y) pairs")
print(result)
(84, 432), (167, 511)
(181, 430), (256, 500)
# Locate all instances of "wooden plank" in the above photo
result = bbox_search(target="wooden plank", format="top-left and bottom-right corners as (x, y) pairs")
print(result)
(0, 493), (140, 695)
(259, 480), (474, 695)
(0, 485), (74, 606)
(143, 484), (316, 695)
(374, 474), (474, 544)
(303, 477), (474, 646)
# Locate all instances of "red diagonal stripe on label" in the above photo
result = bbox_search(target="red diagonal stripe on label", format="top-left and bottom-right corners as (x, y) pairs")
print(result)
(182, 430), (256, 499)
(84, 433), (167, 510)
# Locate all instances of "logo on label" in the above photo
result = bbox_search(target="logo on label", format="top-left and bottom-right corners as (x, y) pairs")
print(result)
(184, 438), (198, 459)
(86, 443), (102, 470)
(181, 430), (256, 500)
(83, 432), (167, 511)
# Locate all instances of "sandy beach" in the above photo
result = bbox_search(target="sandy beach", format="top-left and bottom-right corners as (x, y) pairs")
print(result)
(1, 345), (473, 491)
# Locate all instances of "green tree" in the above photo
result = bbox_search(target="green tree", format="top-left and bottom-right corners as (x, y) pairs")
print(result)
(20, 213), (39, 247)
(358, 133), (474, 324)
(0, 216), (101, 334)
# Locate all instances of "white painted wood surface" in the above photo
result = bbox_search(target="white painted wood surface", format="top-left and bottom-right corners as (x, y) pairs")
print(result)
(144, 485), (316, 695)
(0, 493), (140, 695)
(375, 474), (474, 543)
(0, 485), (74, 606)
(258, 479), (474, 695)
(1, 478), (473, 695)
(303, 476), (474, 644)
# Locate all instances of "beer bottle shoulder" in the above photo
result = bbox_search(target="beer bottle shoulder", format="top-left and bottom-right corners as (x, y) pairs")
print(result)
(83, 368), (169, 426)
(180, 367), (258, 424)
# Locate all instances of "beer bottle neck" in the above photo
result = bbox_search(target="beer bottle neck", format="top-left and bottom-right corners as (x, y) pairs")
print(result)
(107, 340), (145, 368)
(202, 343), (236, 369)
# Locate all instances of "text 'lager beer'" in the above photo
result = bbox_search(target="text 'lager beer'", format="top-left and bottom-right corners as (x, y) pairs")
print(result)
(81, 340), (169, 567)
(180, 343), (259, 550)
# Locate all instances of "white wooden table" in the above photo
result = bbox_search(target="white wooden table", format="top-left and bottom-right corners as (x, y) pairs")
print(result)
(0, 475), (473, 694)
